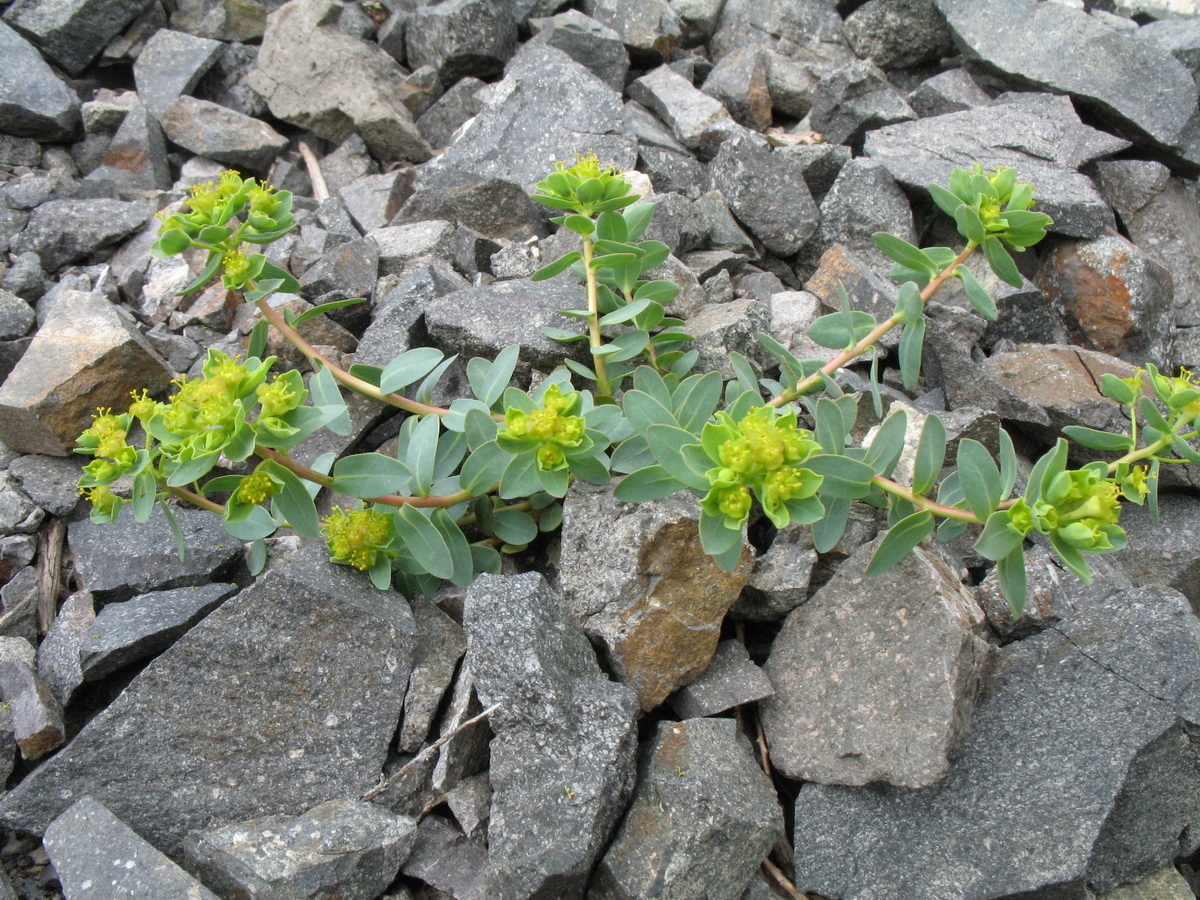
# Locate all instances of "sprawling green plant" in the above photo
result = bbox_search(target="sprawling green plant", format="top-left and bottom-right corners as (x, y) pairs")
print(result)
(75, 162), (1200, 614)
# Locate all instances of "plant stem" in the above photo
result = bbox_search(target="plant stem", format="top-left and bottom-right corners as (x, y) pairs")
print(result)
(769, 242), (978, 407)
(254, 297), (448, 418)
(580, 236), (612, 398)
(870, 475), (981, 523)
(253, 445), (472, 509)
(165, 484), (225, 514)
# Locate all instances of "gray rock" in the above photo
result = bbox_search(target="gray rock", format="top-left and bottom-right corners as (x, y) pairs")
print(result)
(792, 584), (1200, 899)
(464, 572), (639, 899)
(1112, 492), (1200, 614)
(775, 142), (851, 203)
(580, 0), (681, 63)
(1, 252), (46, 303)
(933, 255), (1068, 353)
(735, 522), (818, 621)
(844, 0), (954, 70)
(669, 0), (723, 44)
(0, 656), (63, 761)
(0, 22), (80, 141)
(0, 471), (42, 534)
(0, 541), (418, 857)
(398, 596), (466, 753)
(637, 145), (707, 199)
(809, 158), (915, 274)
(628, 64), (733, 155)
(695, 190), (758, 255)
(44, 798), (220, 899)
(906, 67), (993, 118)
(624, 97), (689, 153)
(560, 482), (752, 711)
(424, 278), (587, 374)
(640, 191), (707, 256)
(132, 29), (223, 120)
(0, 289), (170, 456)
(976, 543), (1072, 641)
(371, 220), (457, 276)
(338, 171), (412, 234)
(392, 178), (542, 242)
(10, 197), (151, 273)
(936, 0), (1200, 167)
(80, 583), (237, 681)
(249, 0), (432, 164)
(810, 59), (917, 146)
(670, 639), (774, 718)
(0, 289), (34, 341)
(1096, 866), (1197, 900)
(762, 537), (990, 788)
(159, 95), (288, 172)
(408, 0), (518, 84)
(0, 134), (42, 166)
(804, 244), (901, 349)
(444, 775), (490, 838)
(69, 505), (242, 601)
(864, 92), (1126, 238)
(415, 77), (486, 150)
(401, 813), (488, 900)
(528, 9), (629, 93)
(0, 566), (38, 642)
(79, 98), (172, 197)
(1139, 17), (1200, 80)
(317, 134), (377, 197)
(707, 134), (819, 256)
(590, 718), (783, 900)
(37, 589), (94, 706)
(194, 42), (268, 118)
(417, 44), (635, 193)
(169, 0), (286, 40)
(709, 0), (842, 60)
(689, 298), (771, 379)
(2, 0), (153, 76)
(184, 798), (416, 900)
(299, 234), (380, 323)
(701, 45), (773, 131)
(921, 326), (1051, 426)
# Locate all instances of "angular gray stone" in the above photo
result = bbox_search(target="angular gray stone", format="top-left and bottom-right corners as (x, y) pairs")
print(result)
(0, 21), (80, 141)
(734, 522), (817, 621)
(0, 471), (42, 534)
(763, 536), (990, 789)
(792, 584), (1200, 900)
(398, 596), (466, 753)
(936, 0), (1200, 166)
(184, 798), (416, 900)
(708, 134), (819, 256)
(628, 64), (733, 155)
(80, 583), (237, 681)
(640, 191), (707, 256)
(2, 0), (153, 75)
(0, 541), (418, 857)
(159, 96), (287, 172)
(804, 244), (902, 348)
(69, 505), (241, 601)
(906, 67), (993, 118)
(44, 798), (220, 900)
(424, 278), (587, 374)
(408, 0), (518, 84)
(921, 326), (1051, 426)
(299, 234), (379, 318)
(37, 589), (94, 706)
(11, 197), (151, 274)
(338, 171), (411, 234)
(590, 718), (784, 900)
(132, 29), (223, 120)
(0, 566), (38, 642)
(0, 656), (63, 761)
(580, 0), (681, 62)
(0, 134), (42, 166)
(976, 543), (1072, 641)
(670, 639), (774, 719)
(444, 775), (490, 839)
(464, 572), (639, 900)
(701, 45), (772, 131)
(415, 76), (486, 150)
(709, 0), (842, 60)
(1139, 17), (1200, 81)
(371, 220), (458, 276)
(809, 60), (917, 146)
(0, 289), (34, 342)
(528, 9), (629, 93)
(79, 98), (172, 198)
(0, 289), (171, 456)
(249, 0), (432, 164)
(392, 177), (543, 243)
(1112, 492), (1200, 614)
(637, 145), (707, 199)
(865, 92), (1126, 238)
(843, 0), (954, 70)
(809, 158), (915, 274)
(401, 813), (488, 900)
(688, 298), (771, 380)
(417, 44), (635, 193)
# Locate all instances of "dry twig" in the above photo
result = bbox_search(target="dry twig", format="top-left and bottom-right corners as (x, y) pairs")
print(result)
(36, 518), (65, 634)
(297, 142), (330, 202)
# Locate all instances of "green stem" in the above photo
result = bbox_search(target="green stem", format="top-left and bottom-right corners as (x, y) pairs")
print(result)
(871, 475), (981, 524)
(580, 236), (612, 398)
(254, 296), (448, 418)
(165, 484), (225, 515)
(769, 242), (978, 407)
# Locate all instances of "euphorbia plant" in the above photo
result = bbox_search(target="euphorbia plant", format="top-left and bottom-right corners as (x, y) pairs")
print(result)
(75, 162), (1200, 614)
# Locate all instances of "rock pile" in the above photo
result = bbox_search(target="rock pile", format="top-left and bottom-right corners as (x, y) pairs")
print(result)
(1, 0), (1200, 898)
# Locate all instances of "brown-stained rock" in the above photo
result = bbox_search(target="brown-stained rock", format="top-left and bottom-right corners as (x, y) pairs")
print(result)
(804, 243), (900, 348)
(0, 290), (173, 455)
(1038, 234), (1174, 368)
(0, 659), (64, 761)
(560, 481), (752, 711)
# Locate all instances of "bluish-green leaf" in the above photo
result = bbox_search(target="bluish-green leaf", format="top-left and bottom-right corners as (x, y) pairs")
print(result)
(622, 202), (655, 240)
(531, 251), (582, 281)
(807, 309), (878, 350)
(806, 454), (875, 499)
(873, 233), (937, 273)
(1061, 426), (1134, 453)
(460, 441), (510, 494)
(380, 347), (446, 395)
(998, 427), (1017, 501)
(912, 413), (946, 496)
(865, 410), (908, 477)
(221, 504), (277, 541)
(310, 366), (350, 436)
(431, 508), (474, 588)
(262, 459), (320, 538)
(811, 496), (851, 553)
(982, 236), (1022, 288)
(331, 453), (412, 498)
(615, 466), (685, 502)
(997, 546), (1028, 617)
(953, 204), (986, 244)
(499, 451), (539, 499)
(866, 511), (934, 576)
(395, 505), (454, 579)
(957, 439), (1001, 520)
(974, 510), (1025, 561)
(132, 470), (156, 523)
(895, 281), (923, 324)
(644, 425), (710, 490)
(403, 413), (440, 495)
(493, 508), (537, 544)
(898, 317), (925, 392)
(957, 265), (997, 321)
(564, 215), (594, 236)
(622, 389), (677, 432)
(672, 371), (722, 433)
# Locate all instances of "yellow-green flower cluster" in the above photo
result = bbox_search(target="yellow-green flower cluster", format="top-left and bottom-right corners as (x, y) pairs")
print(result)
(700, 407), (823, 529)
(499, 384), (585, 471)
(530, 153), (640, 217)
(157, 170), (253, 236)
(1006, 467), (1125, 552)
(76, 410), (141, 514)
(322, 505), (395, 571)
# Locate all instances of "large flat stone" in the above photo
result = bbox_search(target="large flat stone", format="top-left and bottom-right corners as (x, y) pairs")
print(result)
(2, 0), (154, 75)
(0, 21), (80, 140)
(0, 542), (418, 857)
